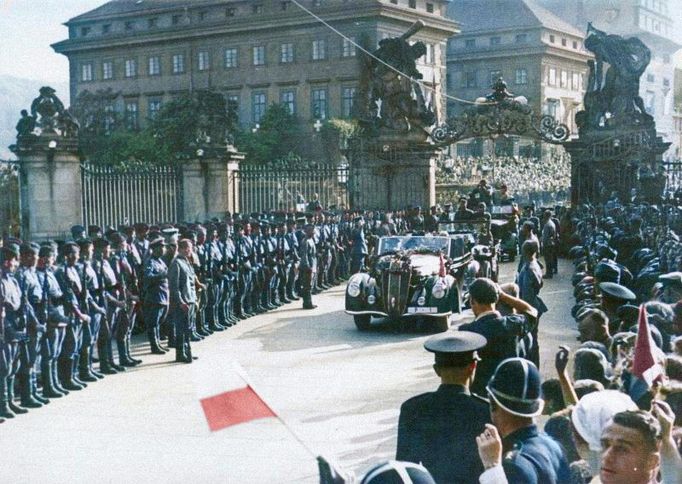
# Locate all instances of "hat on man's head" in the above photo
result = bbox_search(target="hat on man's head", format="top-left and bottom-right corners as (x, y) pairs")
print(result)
(360, 461), (436, 484)
(1, 244), (20, 263)
(487, 358), (544, 417)
(425, 331), (487, 367)
(20, 242), (40, 255)
(594, 261), (621, 284)
(571, 390), (637, 451)
(149, 236), (166, 249)
(93, 238), (110, 251)
(599, 282), (636, 302)
(70, 224), (86, 238)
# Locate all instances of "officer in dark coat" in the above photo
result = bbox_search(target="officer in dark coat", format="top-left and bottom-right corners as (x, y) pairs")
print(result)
(299, 224), (318, 310)
(142, 236), (169, 354)
(396, 331), (491, 484)
(479, 358), (570, 483)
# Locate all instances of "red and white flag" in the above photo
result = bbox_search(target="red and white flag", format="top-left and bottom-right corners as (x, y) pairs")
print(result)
(629, 304), (664, 402)
(194, 360), (276, 432)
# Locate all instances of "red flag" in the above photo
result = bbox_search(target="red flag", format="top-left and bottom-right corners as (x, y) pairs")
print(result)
(632, 304), (664, 387)
(439, 253), (446, 277)
(200, 386), (276, 432)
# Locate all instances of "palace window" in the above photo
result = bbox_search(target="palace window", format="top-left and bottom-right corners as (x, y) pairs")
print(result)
(172, 54), (185, 74)
(125, 101), (139, 130)
(198, 51), (210, 71)
(280, 90), (296, 114)
(124, 59), (137, 78)
(81, 63), (93, 82)
(312, 88), (328, 119)
(342, 87), (356, 118)
(342, 37), (356, 57)
(280, 43), (294, 63)
(312, 39), (326, 60)
(225, 48), (238, 68)
(148, 56), (161, 76)
(102, 61), (113, 80)
(515, 68), (528, 85)
(253, 46), (266, 66)
(252, 93), (267, 123)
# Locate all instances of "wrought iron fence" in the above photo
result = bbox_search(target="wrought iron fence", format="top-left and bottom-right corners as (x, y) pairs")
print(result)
(663, 161), (682, 195)
(234, 163), (349, 214)
(81, 162), (182, 228)
(0, 161), (20, 237)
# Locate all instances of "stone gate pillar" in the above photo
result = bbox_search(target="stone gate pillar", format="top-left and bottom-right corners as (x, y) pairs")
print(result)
(12, 133), (82, 241)
(180, 148), (244, 221)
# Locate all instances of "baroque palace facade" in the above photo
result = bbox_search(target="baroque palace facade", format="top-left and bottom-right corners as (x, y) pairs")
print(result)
(53, 0), (458, 131)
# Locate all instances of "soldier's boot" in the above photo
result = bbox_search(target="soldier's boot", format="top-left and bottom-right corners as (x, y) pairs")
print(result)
(30, 370), (50, 404)
(7, 377), (29, 414)
(196, 316), (211, 338)
(19, 371), (43, 408)
(71, 358), (88, 388)
(42, 360), (64, 398)
(51, 361), (70, 395)
(58, 357), (83, 391)
(155, 327), (169, 353)
(148, 329), (166, 355)
(97, 340), (117, 375)
(117, 340), (136, 367)
(78, 347), (98, 382)
(125, 335), (142, 365)
(185, 338), (198, 361)
(175, 334), (191, 364)
(89, 347), (105, 379)
(0, 378), (15, 419)
(108, 340), (126, 372)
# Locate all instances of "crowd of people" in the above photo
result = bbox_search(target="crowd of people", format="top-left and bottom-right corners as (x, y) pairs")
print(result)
(0, 209), (422, 421)
(437, 154), (571, 206)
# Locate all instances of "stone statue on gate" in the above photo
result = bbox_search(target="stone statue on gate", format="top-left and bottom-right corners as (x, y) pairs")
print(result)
(15, 109), (36, 138)
(30, 86), (66, 134)
(576, 23), (653, 133)
(356, 20), (436, 137)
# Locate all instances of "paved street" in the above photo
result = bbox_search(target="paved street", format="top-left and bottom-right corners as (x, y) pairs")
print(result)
(1, 260), (576, 483)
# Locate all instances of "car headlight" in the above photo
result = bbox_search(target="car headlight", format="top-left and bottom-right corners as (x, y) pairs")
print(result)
(367, 295), (376, 304)
(417, 296), (426, 306)
(432, 284), (446, 299)
(348, 282), (361, 298)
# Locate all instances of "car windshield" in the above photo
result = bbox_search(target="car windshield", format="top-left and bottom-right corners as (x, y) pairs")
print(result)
(438, 221), (487, 234)
(378, 236), (449, 255)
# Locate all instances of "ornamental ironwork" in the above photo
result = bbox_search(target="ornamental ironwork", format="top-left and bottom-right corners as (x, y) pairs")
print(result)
(430, 78), (570, 146)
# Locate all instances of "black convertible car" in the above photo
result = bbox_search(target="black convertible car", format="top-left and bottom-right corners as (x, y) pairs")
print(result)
(345, 235), (472, 332)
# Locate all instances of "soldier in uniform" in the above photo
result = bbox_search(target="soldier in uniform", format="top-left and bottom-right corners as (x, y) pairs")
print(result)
(77, 238), (105, 382)
(396, 331), (491, 484)
(54, 242), (91, 391)
(133, 223), (150, 262)
(350, 217), (368, 274)
(299, 223), (318, 310)
(234, 222), (255, 319)
(93, 238), (126, 374)
(16, 242), (47, 408)
(260, 222), (279, 310)
(168, 239), (198, 363)
(36, 244), (70, 397)
(284, 217), (300, 301)
(478, 358), (570, 483)
(218, 224), (238, 326)
(142, 236), (169, 354)
(0, 244), (23, 419)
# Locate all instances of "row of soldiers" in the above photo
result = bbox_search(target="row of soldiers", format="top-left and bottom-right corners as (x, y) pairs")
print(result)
(0, 209), (393, 420)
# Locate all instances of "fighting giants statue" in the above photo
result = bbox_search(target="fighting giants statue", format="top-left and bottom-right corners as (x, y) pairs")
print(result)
(356, 21), (436, 138)
(567, 25), (669, 205)
(576, 23), (653, 134)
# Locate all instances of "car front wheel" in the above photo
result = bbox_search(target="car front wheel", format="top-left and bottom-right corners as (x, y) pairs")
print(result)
(354, 314), (371, 331)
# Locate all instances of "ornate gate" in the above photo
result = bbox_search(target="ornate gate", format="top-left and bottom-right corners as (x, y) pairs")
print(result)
(81, 162), (183, 227)
(0, 161), (20, 237)
(234, 162), (349, 214)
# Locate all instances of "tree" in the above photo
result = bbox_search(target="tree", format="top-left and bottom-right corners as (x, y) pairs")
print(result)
(235, 103), (306, 164)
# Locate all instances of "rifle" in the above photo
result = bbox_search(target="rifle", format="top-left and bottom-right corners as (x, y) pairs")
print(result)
(0, 278), (5, 344)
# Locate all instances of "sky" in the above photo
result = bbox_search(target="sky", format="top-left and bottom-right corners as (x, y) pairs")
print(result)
(1, 0), (682, 84)
(0, 0), (107, 82)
